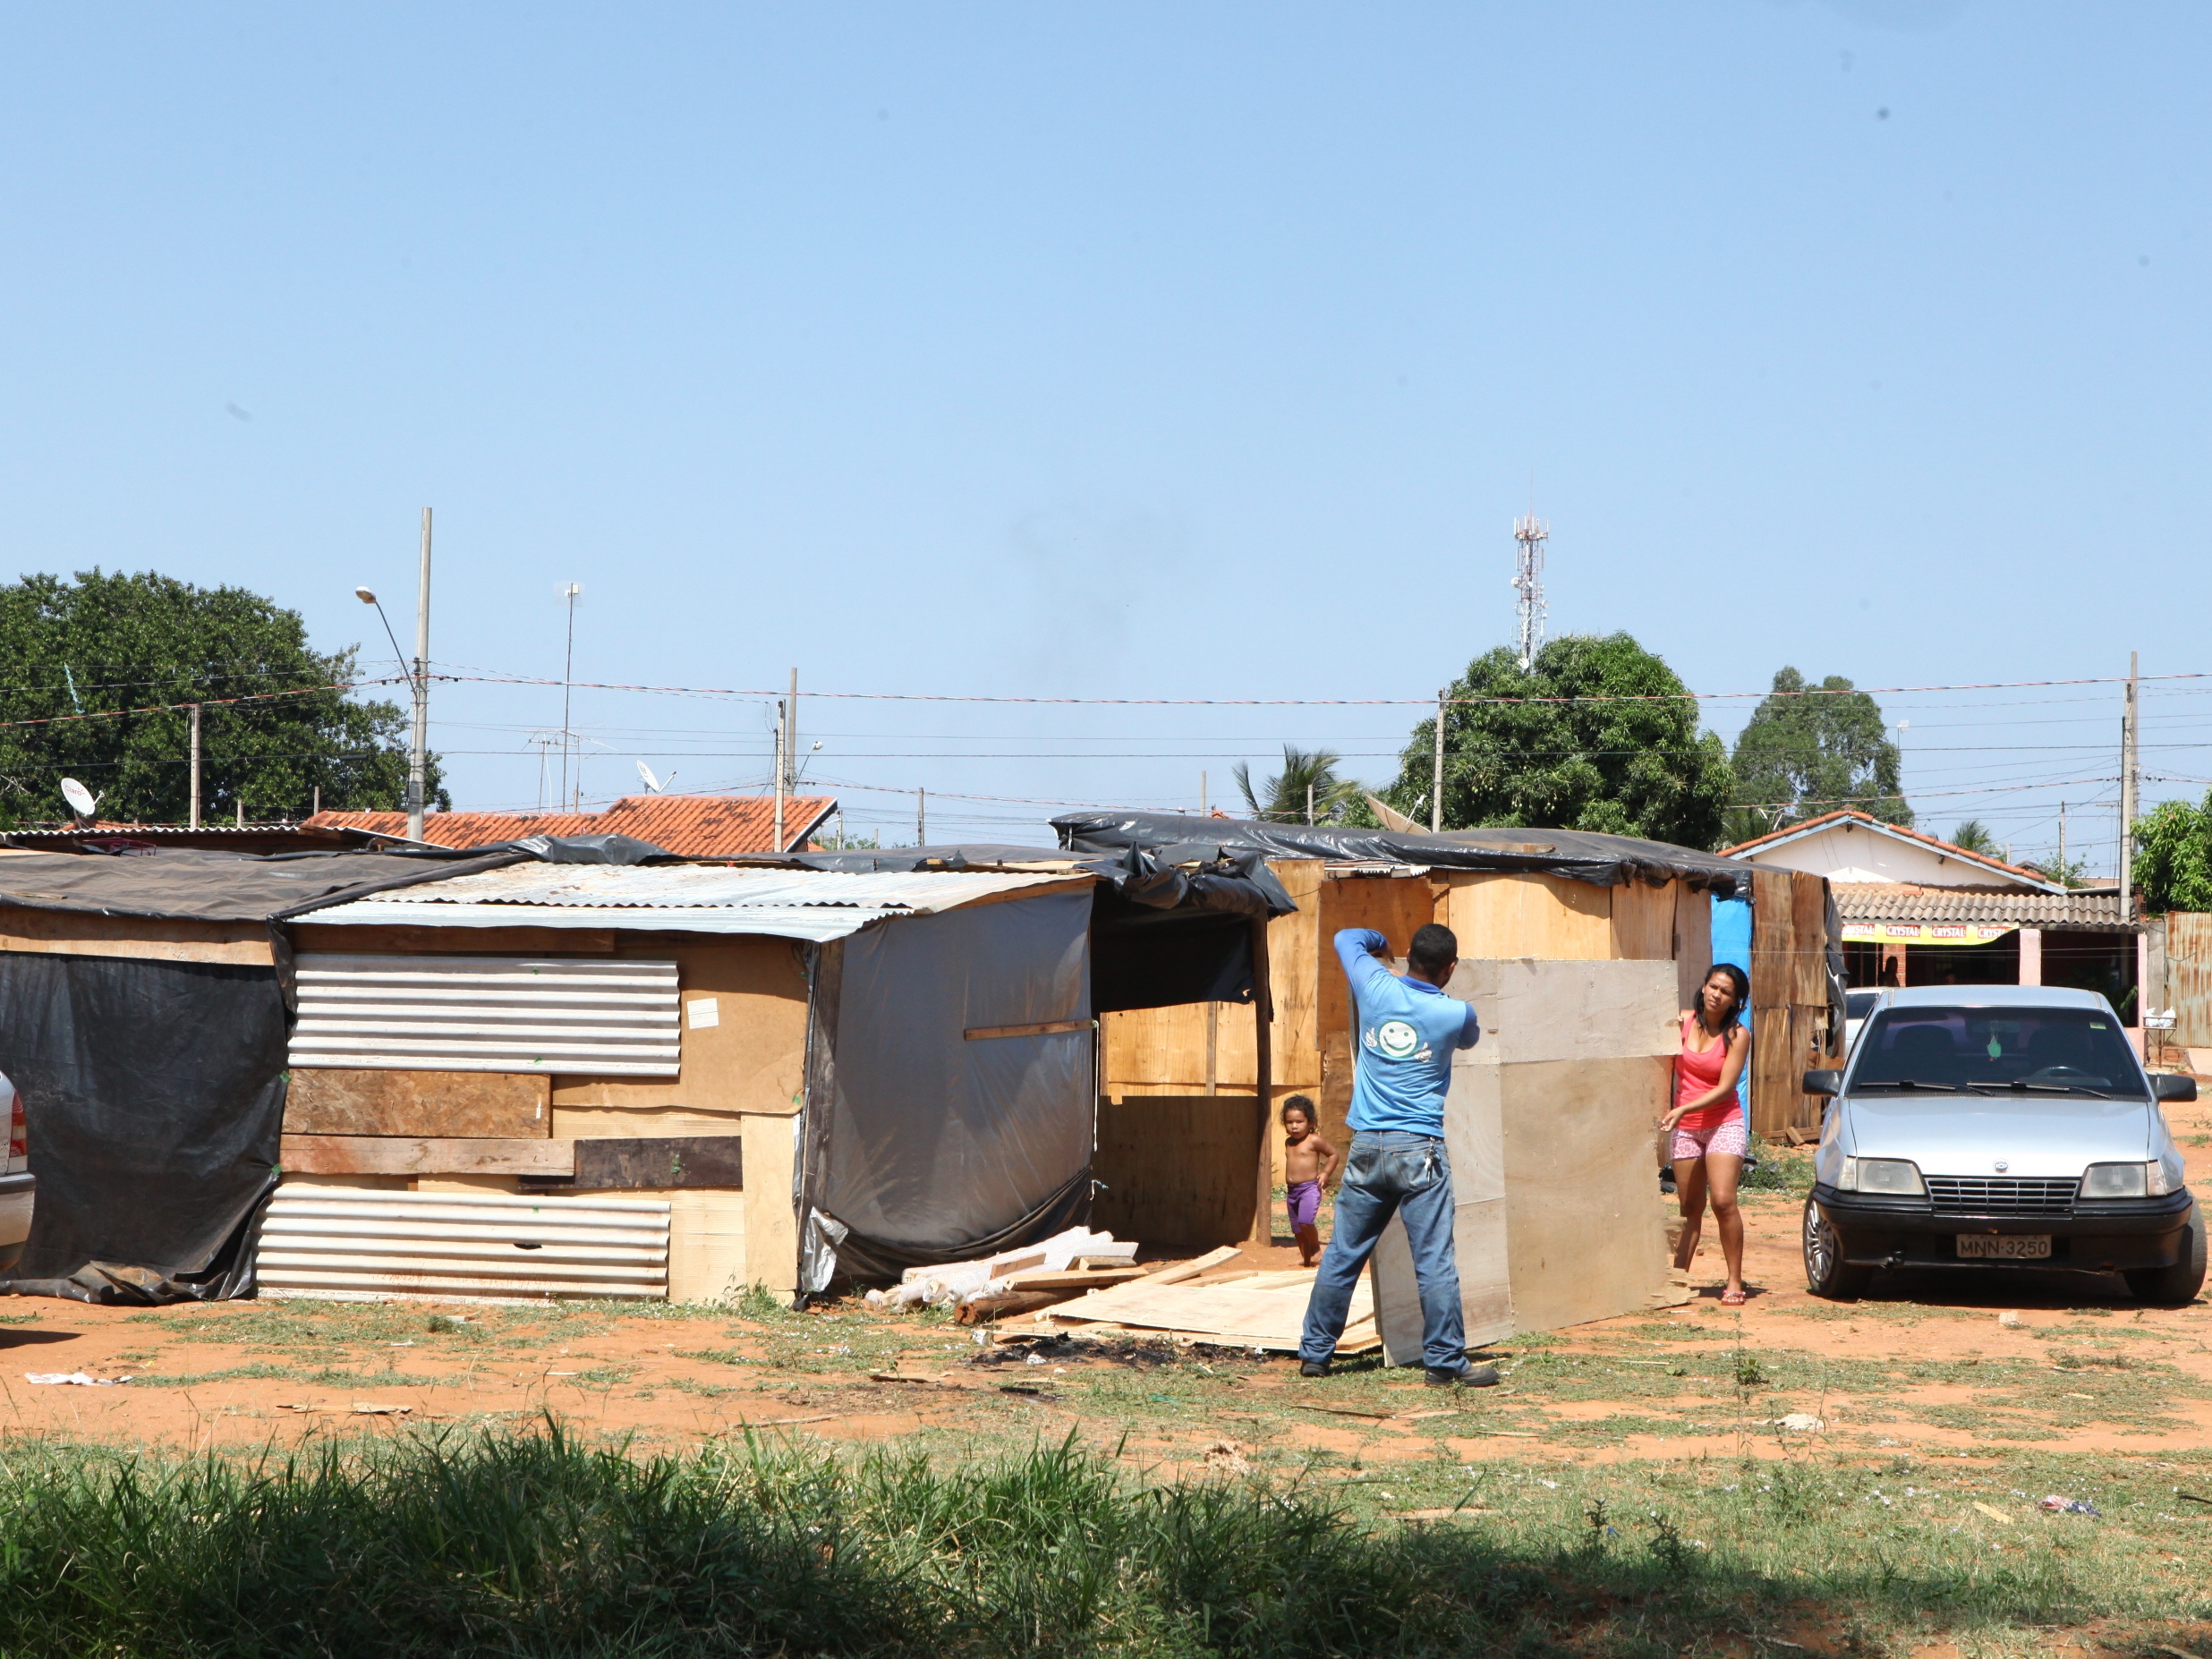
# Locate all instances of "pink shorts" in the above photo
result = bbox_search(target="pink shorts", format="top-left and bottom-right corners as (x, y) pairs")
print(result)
(1672, 1114), (1748, 1162)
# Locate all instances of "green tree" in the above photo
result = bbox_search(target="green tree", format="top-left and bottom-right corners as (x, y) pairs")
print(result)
(0, 570), (446, 828)
(1233, 745), (1365, 824)
(1949, 819), (1997, 855)
(1728, 668), (1910, 835)
(2133, 792), (2212, 914)
(1380, 634), (1734, 849)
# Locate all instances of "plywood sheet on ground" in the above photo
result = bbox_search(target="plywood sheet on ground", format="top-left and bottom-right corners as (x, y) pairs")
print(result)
(1042, 1266), (1372, 1353)
(284, 1069), (550, 1138)
(1093, 1094), (1260, 1249)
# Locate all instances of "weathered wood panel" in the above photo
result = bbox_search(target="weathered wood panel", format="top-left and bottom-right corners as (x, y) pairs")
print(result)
(2167, 913), (2212, 1049)
(1442, 872), (1613, 960)
(563, 1136), (744, 1190)
(1790, 872), (1832, 1005)
(1609, 879), (1678, 962)
(1749, 870), (1797, 1013)
(1672, 881), (1714, 1011)
(0, 905), (274, 966)
(1092, 1094), (1261, 1249)
(280, 1135), (574, 1176)
(283, 1069), (550, 1138)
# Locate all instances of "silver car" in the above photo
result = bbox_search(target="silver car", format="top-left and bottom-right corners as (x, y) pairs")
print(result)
(1801, 985), (2204, 1306)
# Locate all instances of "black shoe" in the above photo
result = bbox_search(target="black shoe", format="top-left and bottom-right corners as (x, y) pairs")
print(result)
(1425, 1362), (1500, 1388)
(1299, 1358), (1331, 1378)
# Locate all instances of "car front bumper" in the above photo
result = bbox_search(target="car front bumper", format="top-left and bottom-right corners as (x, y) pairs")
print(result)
(1810, 1183), (2193, 1272)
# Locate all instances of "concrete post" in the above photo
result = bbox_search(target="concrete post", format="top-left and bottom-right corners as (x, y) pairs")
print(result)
(2017, 927), (2042, 987)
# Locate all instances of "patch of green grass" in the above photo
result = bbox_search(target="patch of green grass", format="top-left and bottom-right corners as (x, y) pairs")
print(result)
(0, 1426), (2197, 1655)
(1741, 1144), (1817, 1195)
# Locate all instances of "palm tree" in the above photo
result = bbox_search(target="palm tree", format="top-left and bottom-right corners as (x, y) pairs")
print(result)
(1950, 819), (1999, 856)
(1233, 746), (1364, 823)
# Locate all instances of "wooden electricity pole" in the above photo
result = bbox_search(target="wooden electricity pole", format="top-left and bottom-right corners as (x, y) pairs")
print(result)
(188, 703), (201, 829)
(1431, 688), (1447, 833)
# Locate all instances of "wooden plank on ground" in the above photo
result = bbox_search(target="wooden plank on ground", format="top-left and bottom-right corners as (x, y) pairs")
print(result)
(1140, 1245), (1240, 1287)
(1002, 1265), (1148, 1292)
(284, 1069), (551, 1138)
(280, 1135), (574, 1177)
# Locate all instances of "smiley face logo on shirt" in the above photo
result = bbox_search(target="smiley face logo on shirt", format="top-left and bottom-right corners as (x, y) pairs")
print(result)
(1374, 1019), (1420, 1059)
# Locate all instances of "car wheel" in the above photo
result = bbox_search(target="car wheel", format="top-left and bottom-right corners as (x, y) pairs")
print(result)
(1802, 1195), (1870, 1300)
(2124, 1203), (2208, 1307)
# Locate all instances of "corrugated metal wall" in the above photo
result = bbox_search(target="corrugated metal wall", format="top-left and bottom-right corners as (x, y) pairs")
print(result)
(258, 1187), (671, 1302)
(289, 954), (681, 1076)
(2165, 913), (2212, 1051)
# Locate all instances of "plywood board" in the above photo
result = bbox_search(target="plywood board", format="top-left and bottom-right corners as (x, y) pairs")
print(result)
(2169, 913), (2212, 1049)
(0, 905), (273, 966)
(1672, 883), (1714, 1012)
(553, 936), (809, 1117)
(552, 1104), (745, 1138)
(564, 1136), (743, 1190)
(1263, 859), (1324, 1089)
(1500, 1055), (1672, 1334)
(282, 1136), (574, 1177)
(1609, 880), (1677, 961)
(1748, 1002), (1804, 1141)
(1045, 1266), (1368, 1352)
(284, 1069), (551, 1138)
(1373, 1195), (1510, 1364)
(1092, 1094), (1261, 1249)
(1445, 957), (1680, 1068)
(1441, 872), (1612, 961)
(641, 1187), (748, 1304)
(738, 1110), (799, 1299)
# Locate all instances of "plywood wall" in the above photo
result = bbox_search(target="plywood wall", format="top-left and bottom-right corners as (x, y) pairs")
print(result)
(1314, 872), (1443, 1153)
(1442, 872), (1614, 960)
(1092, 1094), (1263, 1248)
(1745, 869), (1834, 1138)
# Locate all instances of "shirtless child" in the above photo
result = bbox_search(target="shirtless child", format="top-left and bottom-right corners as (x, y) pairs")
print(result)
(1280, 1095), (1341, 1267)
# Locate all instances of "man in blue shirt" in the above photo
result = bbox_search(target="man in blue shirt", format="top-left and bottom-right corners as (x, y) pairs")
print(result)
(1297, 922), (1497, 1386)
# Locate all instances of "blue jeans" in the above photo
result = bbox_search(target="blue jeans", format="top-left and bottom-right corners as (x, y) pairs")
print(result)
(1298, 1130), (1465, 1371)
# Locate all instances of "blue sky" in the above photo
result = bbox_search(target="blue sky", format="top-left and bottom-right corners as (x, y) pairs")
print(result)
(2, 3), (2204, 865)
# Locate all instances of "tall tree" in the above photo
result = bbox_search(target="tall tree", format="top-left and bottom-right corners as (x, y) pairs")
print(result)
(1728, 668), (1910, 837)
(1380, 634), (1734, 849)
(1233, 745), (1364, 823)
(0, 570), (445, 827)
(2133, 791), (2212, 914)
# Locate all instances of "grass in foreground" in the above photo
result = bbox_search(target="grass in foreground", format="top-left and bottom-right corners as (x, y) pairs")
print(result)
(0, 1422), (2203, 1656)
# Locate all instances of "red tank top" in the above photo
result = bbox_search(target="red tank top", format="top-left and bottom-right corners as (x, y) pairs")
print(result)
(1674, 1013), (1741, 1131)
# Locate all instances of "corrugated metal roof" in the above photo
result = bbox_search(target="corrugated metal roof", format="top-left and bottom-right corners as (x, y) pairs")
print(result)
(1831, 883), (2134, 931)
(305, 795), (837, 857)
(300, 864), (1089, 942)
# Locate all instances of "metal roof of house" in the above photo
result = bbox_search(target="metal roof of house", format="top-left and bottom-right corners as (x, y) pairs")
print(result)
(1830, 883), (2134, 932)
(306, 795), (837, 858)
(297, 863), (1091, 942)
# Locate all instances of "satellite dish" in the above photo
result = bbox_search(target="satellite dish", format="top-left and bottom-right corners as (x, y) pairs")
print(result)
(59, 778), (98, 820)
(635, 761), (674, 794)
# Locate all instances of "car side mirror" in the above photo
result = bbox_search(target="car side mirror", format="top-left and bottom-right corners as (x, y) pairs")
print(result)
(1802, 1068), (1842, 1097)
(2152, 1073), (2198, 1102)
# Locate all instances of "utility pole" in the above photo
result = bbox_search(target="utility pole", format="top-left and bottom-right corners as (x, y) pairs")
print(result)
(1430, 688), (1447, 833)
(2119, 651), (2139, 910)
(786, 668), (799, 795)
(917, 786), (926, 846)
(1199, 770), (1206, 817)
(409, 509), (432, 842)
(1306, 781), (1314, 825)
(188, 703), (201, 830)
(557, 581), (581, 813)
(2058, 801), (2067, 884)
(772, 696), (787, 854)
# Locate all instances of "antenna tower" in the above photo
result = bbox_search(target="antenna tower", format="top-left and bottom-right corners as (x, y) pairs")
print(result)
(1511, 511), (1550, 671)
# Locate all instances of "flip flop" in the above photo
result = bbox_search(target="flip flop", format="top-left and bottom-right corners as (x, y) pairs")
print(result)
(1720, 1287), (1748, 1306)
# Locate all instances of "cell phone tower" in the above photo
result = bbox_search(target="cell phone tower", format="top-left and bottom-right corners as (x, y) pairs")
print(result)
(1511, 510), (1550, 671)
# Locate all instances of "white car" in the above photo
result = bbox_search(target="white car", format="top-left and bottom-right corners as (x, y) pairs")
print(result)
(1802, 986), (2203, 1306)
(0, 1072), (30, 1272)
(1844, 989), (1878, 1054)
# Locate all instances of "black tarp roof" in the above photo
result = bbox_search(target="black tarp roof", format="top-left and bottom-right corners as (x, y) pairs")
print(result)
(0, 847), (531, 923)
(1050, 812), (1749, 897)
(736, 842), (1297, 919)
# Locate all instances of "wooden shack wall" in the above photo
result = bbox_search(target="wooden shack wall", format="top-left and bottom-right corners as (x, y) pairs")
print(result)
(1744, 869), (1835, 1140)
(284, 923), (807, 1300)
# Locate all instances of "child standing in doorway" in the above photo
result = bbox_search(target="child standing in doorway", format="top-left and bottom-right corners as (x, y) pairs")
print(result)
(1281, 1094), (1341, 1267)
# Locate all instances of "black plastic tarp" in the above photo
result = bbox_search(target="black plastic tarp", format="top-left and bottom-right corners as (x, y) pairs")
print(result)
(800, 885), (1096, 1284)
(1051, 812), (1749, 896)
(0, 846), (523, 923)
(0, 953), (286, 1303)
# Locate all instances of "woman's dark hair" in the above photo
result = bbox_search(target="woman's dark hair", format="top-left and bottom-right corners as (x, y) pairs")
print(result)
(1697, 963), (1750, 1034)
(1280, 1093), (1317, 1127)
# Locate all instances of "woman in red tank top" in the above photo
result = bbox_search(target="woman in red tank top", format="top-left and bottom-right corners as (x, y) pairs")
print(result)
(1661, 964), (1752, 1305)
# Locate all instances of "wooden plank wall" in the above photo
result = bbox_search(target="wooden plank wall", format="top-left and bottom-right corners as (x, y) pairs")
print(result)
(1313, 872), (1445, 1159)
(2167, 913), (2212, 1050)
(1093, 1094), (1265, 1248)
(1745, 869), (1833, 1139)
(279, 925), (803, 1299)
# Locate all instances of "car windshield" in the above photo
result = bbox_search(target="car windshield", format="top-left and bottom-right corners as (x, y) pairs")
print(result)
(1849, 1005), (2145, 1096)
(1845, 991), (1878, 1021)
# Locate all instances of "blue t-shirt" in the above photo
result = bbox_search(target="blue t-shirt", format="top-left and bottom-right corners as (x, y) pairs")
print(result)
(1337, 928), (1481, 1136)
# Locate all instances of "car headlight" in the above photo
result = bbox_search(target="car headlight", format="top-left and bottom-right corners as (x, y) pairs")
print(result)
(2080, 1161), (2176, 1198)
(1838, 1157), (1926, 1195)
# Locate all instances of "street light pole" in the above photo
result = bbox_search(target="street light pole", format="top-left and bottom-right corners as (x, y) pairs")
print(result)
(411, 509), (432, 842)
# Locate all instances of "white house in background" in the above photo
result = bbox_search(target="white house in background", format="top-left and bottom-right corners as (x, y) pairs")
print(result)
(1720, 808), (2063, 893)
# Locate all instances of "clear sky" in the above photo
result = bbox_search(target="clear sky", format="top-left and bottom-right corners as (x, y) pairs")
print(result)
(2, 3), (2204, 867)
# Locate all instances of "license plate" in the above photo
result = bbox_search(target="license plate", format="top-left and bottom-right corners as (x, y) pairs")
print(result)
(1956, 1234), (2051, 1260)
